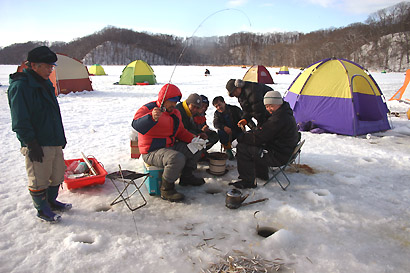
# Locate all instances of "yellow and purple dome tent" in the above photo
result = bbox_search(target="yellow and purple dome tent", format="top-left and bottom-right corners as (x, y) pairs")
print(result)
(278, 66), (289, 74)
(284, 58), (390, 136)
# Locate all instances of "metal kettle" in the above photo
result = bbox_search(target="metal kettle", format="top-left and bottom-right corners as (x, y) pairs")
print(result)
(225, 189), (249, 209)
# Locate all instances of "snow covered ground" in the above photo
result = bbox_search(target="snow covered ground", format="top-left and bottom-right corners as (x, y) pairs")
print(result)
(0, 64), (409, 273)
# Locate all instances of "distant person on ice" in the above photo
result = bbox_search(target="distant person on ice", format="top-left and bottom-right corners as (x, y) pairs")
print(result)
(225, 79), (272, 129)
(230, 91), (300, 189)
(7, 46), (71, 223)
(204, 69), (210, 76)
(132, 84), (207, 202)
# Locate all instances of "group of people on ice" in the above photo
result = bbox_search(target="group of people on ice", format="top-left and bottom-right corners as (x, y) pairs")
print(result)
(7, 46), (300, 223)
(131, 77), (300, 201)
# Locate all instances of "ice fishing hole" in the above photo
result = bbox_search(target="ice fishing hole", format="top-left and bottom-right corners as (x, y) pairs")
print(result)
(95, 205), (111, 212)
(73, 235), (94, 244)
(257, 226), (278, 238)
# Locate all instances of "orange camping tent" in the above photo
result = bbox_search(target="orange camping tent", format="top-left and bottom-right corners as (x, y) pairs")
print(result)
(389, 69), (410, 102)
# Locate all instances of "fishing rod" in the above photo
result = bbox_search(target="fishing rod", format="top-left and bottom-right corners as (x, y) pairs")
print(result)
(159, 8), (252, 110)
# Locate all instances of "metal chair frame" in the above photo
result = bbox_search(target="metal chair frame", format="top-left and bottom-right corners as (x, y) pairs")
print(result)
(263, 140), (305, 190)
(107, 166), (149, 211)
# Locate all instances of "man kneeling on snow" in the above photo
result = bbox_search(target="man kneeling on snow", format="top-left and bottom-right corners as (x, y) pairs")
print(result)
(230, 91), (300, 189)
(131, 84), (207, 202)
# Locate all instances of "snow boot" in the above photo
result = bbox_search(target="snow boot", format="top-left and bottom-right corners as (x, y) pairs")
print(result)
(225, 148), (234, 160)
(228, 180), (257, 189)
(160, 179), (184, 202)
(47, 185), (72, 212)
(179, 173), (205, 186)
(30, 189), (61, 223)
(222, 143), (234, 160)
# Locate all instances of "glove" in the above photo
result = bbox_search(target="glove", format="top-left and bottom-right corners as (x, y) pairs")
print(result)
(237, 119), (247, 127)
(187, 136), (208, 154)
(27, 140), (44, 163)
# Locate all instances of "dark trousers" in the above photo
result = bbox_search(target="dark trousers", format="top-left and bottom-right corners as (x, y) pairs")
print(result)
(217, 128), (243, 146)
(142, 142), (202, 183)
(205, 130), (219, 150)
(236, 142), (283, 183)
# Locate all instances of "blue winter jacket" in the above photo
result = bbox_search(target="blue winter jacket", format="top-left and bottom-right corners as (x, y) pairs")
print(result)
(7, 69), (67, 147)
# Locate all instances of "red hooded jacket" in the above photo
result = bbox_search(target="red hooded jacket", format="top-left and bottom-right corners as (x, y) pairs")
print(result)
(132, 84), (194, 154)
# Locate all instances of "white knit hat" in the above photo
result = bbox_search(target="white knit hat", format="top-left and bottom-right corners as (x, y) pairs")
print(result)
(264, 91), (283, 105)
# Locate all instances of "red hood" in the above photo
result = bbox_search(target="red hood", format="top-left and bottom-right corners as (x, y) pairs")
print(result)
(157, 84), (182, 106)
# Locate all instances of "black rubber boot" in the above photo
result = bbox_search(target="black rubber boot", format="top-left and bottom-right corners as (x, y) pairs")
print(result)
(229, 180), (257, 189)
(160, 179), (184, 202)
(179, 174), (205, 186)
(47, 185), (72, 211)
(30, 189), (61, 223)
(179, 167), (205, 186)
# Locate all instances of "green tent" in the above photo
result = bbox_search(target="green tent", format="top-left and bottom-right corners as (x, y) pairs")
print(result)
(119, 60), (157, 85)
(88, 64), (106, 75)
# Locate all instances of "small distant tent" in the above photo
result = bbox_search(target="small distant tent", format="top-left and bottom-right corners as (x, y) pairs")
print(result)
(278, 66), (289, 74)
(119, 60), (156, 85)
(284, 58), (390, 136)
(17, 53), (93, 96)
(389, 69), (410, 102)
(88, 64), (106, 75)
(243, 65), (274, 84)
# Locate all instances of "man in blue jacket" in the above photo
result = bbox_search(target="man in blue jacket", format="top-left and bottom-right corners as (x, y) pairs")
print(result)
(8, 46), (71, 222)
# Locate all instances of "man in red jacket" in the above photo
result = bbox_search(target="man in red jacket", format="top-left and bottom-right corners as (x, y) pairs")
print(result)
(132, 84), (206, 202)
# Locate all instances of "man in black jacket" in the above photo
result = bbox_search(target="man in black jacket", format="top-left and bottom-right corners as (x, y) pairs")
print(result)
(212, 96), (245, 160)
(230, 91), (301, 189)
(226, 79), (272, 129)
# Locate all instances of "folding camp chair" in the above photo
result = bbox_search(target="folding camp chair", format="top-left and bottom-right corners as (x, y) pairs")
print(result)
(263, 139), (305, 190)
(107, 165), (149, 211)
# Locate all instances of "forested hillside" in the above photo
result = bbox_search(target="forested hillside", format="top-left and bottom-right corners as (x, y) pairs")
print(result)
(1, 2), (409, 71)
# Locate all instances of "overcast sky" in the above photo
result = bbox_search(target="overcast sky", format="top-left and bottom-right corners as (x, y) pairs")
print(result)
(0, 0), (407, 48)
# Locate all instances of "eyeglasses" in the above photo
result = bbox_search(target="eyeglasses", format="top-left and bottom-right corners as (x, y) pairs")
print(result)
(37, 63), (55, 70)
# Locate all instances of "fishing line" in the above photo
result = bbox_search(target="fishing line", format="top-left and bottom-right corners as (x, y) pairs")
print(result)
(160, 8), (252, 108)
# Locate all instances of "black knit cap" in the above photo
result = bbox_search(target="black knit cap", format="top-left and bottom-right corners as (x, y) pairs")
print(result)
(27, 46), (57, 64)
(200, 95), (209, 105)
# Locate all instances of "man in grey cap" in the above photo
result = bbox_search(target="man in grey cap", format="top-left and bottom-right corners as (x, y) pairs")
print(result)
(230, 91), (300, 189)
(225, 79), (272, 129)
(7, 46), (70, 222)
